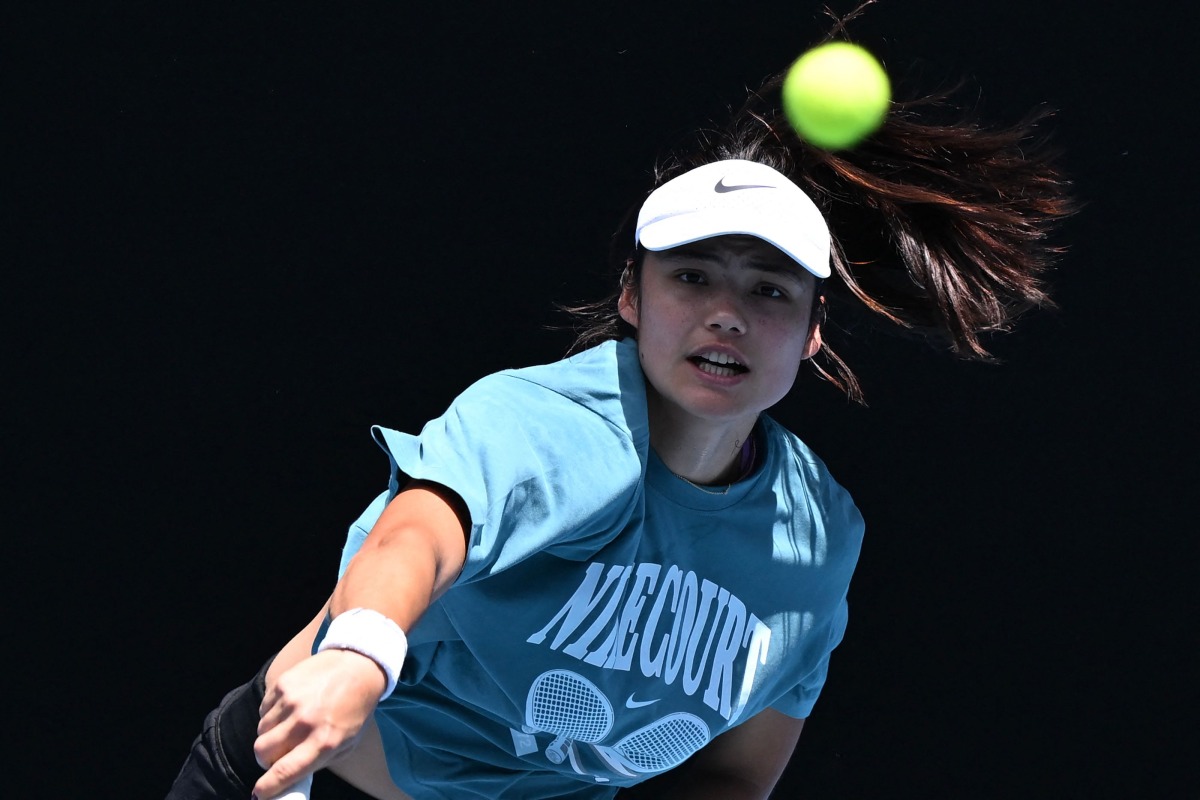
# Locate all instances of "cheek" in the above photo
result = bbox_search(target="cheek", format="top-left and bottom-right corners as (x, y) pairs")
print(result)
(632, 292), (677, 342)
(762, 319), (812, 374)
(632, 307), (688, 384)
(762, 348), (807, 406)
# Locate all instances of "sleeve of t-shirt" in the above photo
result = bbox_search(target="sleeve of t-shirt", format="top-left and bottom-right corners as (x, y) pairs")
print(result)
(768, 443), (864, 720)
(769, 596), (850, 719)
(368, 372), (643, 584)
(337, 489), (390, 579)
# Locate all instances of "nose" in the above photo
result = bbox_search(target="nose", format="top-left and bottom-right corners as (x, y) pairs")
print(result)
(705, 291), (746, 335)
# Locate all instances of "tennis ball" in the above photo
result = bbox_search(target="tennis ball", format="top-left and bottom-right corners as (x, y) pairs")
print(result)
(782, 41), (891, 150)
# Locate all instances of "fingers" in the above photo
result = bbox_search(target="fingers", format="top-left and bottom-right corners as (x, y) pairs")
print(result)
(256, 691), (291, 745)
(254, 684), (303, 770)
(252, 709), (302, 772)
(252, 686), (360, 797)
(251, 651), (385, 797)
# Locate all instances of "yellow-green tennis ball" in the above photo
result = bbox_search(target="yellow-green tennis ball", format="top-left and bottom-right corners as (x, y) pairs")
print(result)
(782, 42), (891, 150)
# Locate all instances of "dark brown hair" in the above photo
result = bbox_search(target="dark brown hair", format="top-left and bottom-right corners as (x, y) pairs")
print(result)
(562, 18), (1075, 404)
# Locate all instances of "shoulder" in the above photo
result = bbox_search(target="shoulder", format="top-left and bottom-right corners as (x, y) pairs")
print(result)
(761, 417), (856, 497)
(436, 340), (649, 462)
(760, 414), (837, 474)
(473, 339), (647, 443)
(759, 415), (866, 554)
(369, 343), (649, 572)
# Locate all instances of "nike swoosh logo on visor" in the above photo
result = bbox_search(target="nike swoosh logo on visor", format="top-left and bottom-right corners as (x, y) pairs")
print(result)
(714, 177), (776, 193)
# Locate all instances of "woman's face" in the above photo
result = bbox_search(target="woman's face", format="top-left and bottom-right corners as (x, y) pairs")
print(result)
(619, 235), (822, 431)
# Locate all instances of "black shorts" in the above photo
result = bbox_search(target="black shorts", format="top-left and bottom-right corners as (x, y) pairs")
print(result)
(166, 656), (377, 800)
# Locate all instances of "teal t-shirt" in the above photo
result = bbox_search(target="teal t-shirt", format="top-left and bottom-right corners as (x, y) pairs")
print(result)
(330, 339), (865, 800)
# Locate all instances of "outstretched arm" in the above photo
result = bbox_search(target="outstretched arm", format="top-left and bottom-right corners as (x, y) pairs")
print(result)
(251, 480), (470, 800)
(330, 479), (470, 628)
(617, 708), (805, 800)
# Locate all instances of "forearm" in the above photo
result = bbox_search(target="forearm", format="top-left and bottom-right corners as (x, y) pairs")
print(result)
(332, 525), (446, 631)
(617, 771), (769, 800)
(251, 484), (469, 800)
(330, 481), (469, 631)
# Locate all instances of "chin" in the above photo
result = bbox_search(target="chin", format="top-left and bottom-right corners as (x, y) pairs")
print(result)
(672, 393), (765, 423)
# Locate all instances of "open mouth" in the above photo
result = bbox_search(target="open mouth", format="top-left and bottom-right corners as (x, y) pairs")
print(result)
(689, 352), (749, 377)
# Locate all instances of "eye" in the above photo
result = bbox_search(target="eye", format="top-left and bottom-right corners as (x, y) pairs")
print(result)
(755, 284), (788, 299)
(675, 270), (707, 285)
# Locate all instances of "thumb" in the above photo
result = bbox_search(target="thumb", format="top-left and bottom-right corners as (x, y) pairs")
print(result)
(252, 755), (315, 800)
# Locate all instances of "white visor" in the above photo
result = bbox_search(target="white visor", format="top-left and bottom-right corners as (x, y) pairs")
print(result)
(634, 159), (831, 279)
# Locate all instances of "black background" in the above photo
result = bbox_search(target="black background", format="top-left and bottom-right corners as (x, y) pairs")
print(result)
(7, 1), (1195, 797)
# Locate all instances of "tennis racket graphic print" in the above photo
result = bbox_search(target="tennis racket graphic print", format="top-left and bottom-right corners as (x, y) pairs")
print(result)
(524, 669), (713, 774)
(608, 712), (710, 773)
(525, 670), (615, 764)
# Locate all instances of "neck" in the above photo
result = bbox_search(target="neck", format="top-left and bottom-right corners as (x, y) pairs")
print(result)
(646, 390), (758, 486)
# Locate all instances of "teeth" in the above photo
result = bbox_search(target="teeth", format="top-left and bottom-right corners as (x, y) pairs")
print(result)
(697, 351), (742, 366)
(697, 361), (739, 377)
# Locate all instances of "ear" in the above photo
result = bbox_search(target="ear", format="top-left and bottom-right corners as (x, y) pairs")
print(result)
(801, 323), (823, 360)
(801, 298), (824, 360)
(618, 280), (639, 329)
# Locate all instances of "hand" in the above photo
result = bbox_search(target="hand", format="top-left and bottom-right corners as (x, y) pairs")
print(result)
(251, 648), (388, 799)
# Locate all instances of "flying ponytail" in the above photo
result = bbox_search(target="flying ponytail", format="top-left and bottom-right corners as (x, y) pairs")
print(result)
(566, 15), (1076, 404)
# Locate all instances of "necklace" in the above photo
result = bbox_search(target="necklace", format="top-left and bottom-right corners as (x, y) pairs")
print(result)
(672, 436), (757, 495)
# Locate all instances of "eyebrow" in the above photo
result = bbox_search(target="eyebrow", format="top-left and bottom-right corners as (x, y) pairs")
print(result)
(657, 245), (805, 283)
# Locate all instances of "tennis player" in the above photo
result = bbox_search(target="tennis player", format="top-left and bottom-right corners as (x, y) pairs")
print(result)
(168, 33), (1073, 800)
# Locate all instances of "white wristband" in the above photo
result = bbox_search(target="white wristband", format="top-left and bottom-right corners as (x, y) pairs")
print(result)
(317, 608), (408, 699)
